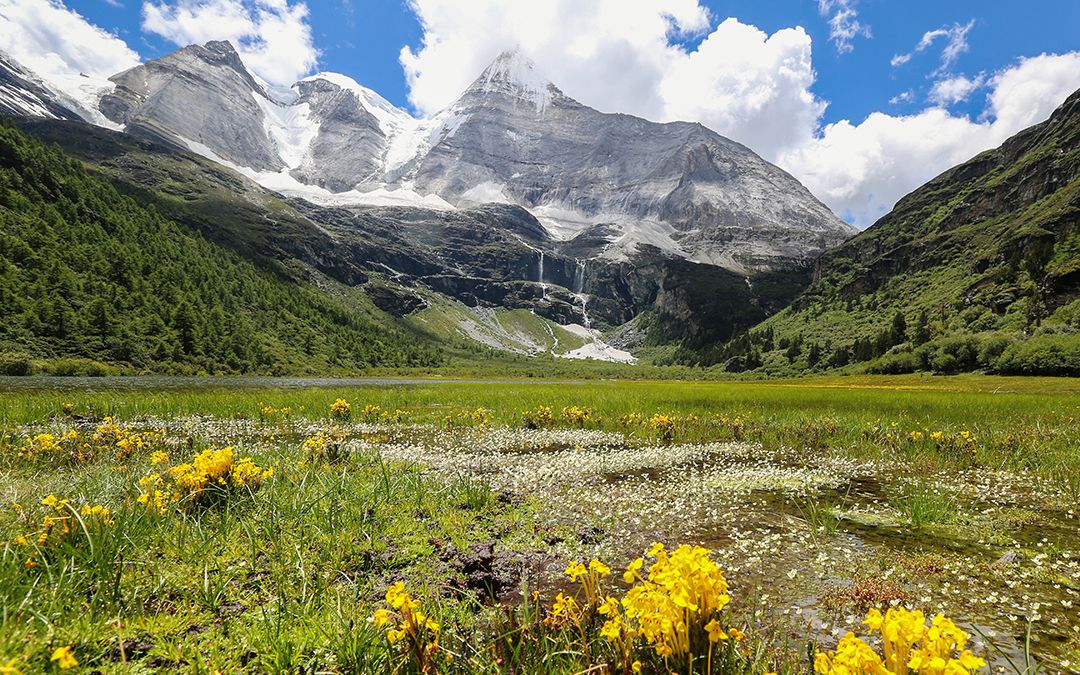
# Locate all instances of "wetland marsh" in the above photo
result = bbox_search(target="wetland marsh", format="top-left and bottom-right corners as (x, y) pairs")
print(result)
(0, 375), (1077, 673)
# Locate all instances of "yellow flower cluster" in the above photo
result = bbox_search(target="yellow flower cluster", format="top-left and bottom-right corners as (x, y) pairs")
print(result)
(10, 495), (112, 568)
(617, 411), (746, 441)
(372, 582), (443, 670)
(714, 413), (747, 440)
(551, 543), (739, 670)
(561, 406), (594, 427)
(93, 418), (164, 459)
(522, 405), (555, 429)
(15, 430), (89, 462)
(329, 398), (351, 418)
(137, 446), (272, 509)
(259, 403), (292, 420)
(815, 607), (986, 675)
(356, 404), (408, 423)
(613, 543), (733, 658)
(302, 430), (349, 463)
(904, 429), (978, 460)
(12, 420), (164, 463)
(50, 646), (77, 670)
(647, 413), (677, 441)
(360, 403), (381, 420)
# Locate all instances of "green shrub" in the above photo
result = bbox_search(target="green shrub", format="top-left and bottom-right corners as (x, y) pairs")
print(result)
(0, 351), (34, 376)
(977, 333), (1014, 368)
(994, 334), (1080, 376)
(865, 351), (918, 374)
(931, 352), (960, 373)
(46, 358), (114, 377)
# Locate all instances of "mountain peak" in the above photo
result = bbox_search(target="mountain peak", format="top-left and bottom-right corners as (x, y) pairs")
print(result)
(469, 48), (556, 112)
(173, 40), (257, 88)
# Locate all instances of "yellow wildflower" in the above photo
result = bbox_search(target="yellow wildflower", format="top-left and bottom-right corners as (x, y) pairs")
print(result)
(50, 646), (77, 670)
(705, 619), (728, 643)
(330, 398), (352, 418)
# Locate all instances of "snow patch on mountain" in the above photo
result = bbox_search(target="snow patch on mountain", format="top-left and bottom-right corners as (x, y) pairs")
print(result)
(43, 73), (121, 128)
(558, 323), (636, 363)
(253, 91), (319, 168)
(177, 134), (453, 210)
(300, 72), (412, 137)
(476, 49), (554, 113)
(460, 181), (512, 205)
(383, 107), (471, 177)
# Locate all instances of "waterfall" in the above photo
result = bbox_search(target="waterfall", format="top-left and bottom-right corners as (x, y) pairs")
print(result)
(573, 259), (591, 329)
(537, 251), (547, 298)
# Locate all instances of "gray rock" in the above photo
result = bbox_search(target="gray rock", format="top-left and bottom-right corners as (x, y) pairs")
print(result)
(101, 41), (284, 171)
(394, 50), (855, 272)
(289, 76), (389, 191)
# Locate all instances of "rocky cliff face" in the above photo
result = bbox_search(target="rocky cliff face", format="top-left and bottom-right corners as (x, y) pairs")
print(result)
(101, 41), (284, 171)
(395, 51), (852, 273)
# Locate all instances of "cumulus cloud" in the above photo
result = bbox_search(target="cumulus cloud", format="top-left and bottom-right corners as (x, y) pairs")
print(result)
(928, 73), (986, 105)
(401, 1), (821, 160)
(0, 0), (140, 79)
(892, 19), (975, 73)
(401, 0), (711, 120)
(659, 19), (825, 158)
(817, 0), (870, 54)
(780, 52), (1080, 226)
(141, 0), (317, 84)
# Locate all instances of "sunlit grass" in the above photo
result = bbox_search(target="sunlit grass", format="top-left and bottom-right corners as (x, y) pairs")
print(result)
(0, 374), (1075, 672)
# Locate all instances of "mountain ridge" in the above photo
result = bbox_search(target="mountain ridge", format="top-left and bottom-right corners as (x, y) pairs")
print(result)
(87, 40), (853, 274)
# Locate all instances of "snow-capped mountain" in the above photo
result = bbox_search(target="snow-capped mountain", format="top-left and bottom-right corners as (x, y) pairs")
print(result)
(86, 41), (853, 274)
(0, 51), (96, 122)
(0, 41), (863, 358)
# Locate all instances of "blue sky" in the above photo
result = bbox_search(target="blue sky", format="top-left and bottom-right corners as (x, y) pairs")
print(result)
(2, 0), (1078, 226)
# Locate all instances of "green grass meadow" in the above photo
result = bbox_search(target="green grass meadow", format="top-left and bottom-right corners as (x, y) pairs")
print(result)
(0, 374), (1077, 673)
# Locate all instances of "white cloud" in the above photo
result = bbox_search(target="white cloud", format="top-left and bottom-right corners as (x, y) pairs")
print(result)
(401, 1), (821, 159)
(928, 73), (985, 105)
(141, 0), (317, 84)
(400, 0), (712, 120)
(659, 19), (825, 159)
(780, 52), (1080, 227)
(817, 0), (870, 54)
(0, 0), (140, 79)
(889, 90), (914, 105)
(892, 19), (975, 74)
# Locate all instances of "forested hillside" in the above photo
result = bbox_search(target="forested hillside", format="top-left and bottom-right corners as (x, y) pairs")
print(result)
(694, 88), (1080, 377)
(0, 120), (441, 374)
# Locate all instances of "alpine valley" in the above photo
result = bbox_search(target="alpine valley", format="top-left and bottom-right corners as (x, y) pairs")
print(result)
(1, 39), (1077, 376)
